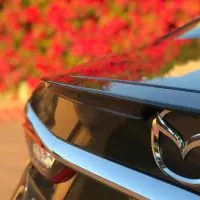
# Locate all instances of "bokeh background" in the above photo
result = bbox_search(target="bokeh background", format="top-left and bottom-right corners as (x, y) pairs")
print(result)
(0, 0), (199, 199)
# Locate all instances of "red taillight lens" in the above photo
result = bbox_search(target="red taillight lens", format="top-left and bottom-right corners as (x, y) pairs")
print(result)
(24, 120), (76, 183)
(32, 143), (55, 169)
(51, 167), (76, 184)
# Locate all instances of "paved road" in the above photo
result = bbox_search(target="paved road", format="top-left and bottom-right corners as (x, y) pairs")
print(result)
(0, 121), (28, 200)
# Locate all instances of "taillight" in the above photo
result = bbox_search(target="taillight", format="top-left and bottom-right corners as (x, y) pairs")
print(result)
(32, 143), (55, 169)
(24, 119), (76, 183)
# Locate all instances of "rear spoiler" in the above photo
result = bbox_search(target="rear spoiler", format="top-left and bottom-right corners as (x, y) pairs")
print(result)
(43, 75), (200, 116)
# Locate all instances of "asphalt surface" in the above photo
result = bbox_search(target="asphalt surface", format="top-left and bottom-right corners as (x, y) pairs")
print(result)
(0, 121), (28, 200)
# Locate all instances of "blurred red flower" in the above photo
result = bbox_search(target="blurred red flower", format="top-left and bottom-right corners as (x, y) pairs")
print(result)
(24, 7), (41, 23)
(0, 0), (199, 93)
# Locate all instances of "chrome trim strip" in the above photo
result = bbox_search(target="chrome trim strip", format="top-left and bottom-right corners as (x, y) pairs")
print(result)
(26, 103), (200, 200)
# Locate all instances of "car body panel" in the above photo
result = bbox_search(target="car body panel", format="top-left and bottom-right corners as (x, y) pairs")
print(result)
(12, 17), (200, 199)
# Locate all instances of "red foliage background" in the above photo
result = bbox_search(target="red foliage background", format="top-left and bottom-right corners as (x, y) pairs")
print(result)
(0, 0), (199, 92)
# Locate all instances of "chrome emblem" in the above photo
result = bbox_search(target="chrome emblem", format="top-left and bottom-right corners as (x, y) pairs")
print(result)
(151, 110), (200, 186)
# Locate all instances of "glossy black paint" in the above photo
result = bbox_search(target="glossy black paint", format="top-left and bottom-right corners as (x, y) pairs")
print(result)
(44, 73), (200, 116)
(13, 164), (130, 200)
(30, 80), (200, 194)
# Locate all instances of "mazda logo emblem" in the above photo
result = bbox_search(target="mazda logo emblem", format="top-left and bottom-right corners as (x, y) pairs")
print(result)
(151, 110), (200, 186)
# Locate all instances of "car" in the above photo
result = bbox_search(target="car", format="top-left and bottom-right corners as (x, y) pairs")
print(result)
(12, 17), (200, 200)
